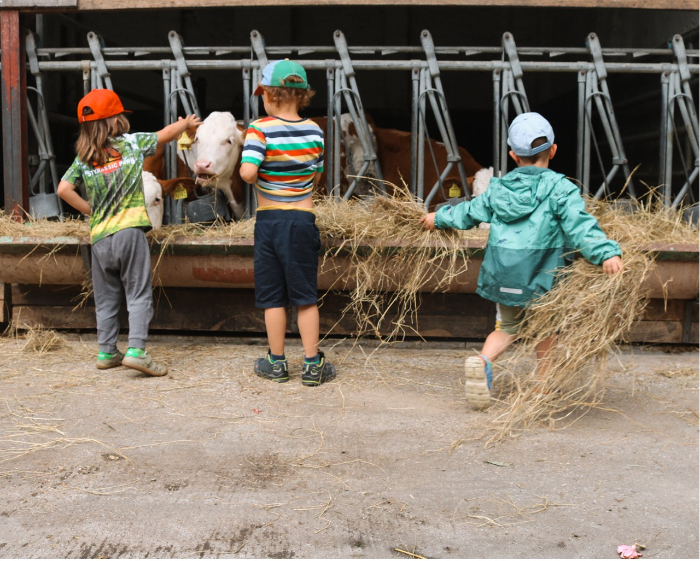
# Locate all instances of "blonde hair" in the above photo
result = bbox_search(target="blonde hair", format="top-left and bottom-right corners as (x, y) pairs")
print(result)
(75, 114), (130, 167)
(262, 75), (315, 110)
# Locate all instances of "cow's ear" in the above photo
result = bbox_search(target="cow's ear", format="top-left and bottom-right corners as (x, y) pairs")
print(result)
(233, 125), (244, 145)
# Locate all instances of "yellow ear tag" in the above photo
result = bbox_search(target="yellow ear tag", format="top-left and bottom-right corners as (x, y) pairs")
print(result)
(448, 183), (461, 198)
(177, 130), (193, 151)
(173, 183), (188, 200)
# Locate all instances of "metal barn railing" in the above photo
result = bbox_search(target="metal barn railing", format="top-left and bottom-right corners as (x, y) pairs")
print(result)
(1, 28), (698, 223)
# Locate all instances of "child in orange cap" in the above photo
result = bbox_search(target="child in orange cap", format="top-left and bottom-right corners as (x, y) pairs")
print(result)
(57, 89), (201, 376)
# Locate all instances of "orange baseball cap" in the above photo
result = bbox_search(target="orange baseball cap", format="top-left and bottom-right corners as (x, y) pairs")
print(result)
(77, 89), (132, 122)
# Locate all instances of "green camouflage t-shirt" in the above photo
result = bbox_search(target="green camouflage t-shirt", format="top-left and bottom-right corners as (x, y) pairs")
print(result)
(62, 132), (158, 243)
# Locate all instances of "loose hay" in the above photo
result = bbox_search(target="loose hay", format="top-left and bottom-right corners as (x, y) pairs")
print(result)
(316, 182), (485, 342)
(1, 188), (698, 442)
(483, 252), (655, 443)
(473, 192), (698, 443)
(15, 323), (67, 354)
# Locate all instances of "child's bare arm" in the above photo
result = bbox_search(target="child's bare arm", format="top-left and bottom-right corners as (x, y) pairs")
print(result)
(602, 255), (623, 275)
(157, 114), (202, 145)
(239, 162), (259, 184)
(57, 180), (90, 215)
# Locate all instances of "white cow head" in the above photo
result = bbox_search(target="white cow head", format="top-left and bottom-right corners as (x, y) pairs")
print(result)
(142, 170), (164, 229)
(192, 111), (243, 181)
(188, 112), (244, 218)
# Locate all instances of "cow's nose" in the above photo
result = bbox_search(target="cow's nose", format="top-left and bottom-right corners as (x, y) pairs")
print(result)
(194, 160), (213, 173)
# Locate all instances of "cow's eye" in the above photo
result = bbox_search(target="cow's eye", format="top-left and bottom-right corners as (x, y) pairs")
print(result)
(227, 138), (234, 145)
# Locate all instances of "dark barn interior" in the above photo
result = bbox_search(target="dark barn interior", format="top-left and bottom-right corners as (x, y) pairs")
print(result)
(2, 4), (697, 209)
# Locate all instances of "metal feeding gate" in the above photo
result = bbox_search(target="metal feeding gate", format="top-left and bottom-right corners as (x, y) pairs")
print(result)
(5, 28), (699, 223)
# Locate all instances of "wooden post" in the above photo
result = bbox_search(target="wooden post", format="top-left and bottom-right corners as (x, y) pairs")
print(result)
(1, 10), (29, 221)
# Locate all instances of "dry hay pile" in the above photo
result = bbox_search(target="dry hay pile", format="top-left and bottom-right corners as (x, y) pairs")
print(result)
(483, 252), (654, 443)
(316, 183), (486, 341)
(478, 195), (698, 443)
(0, 211), (89, 238)
(2, 319), (66, 354)
(587, 195), (698, 247)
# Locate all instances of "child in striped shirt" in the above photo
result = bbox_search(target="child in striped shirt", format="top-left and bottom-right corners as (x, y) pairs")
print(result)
(240, 59), (336, 387)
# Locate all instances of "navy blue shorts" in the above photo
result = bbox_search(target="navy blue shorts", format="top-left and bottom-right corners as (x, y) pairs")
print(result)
(254, 209), (321, 309)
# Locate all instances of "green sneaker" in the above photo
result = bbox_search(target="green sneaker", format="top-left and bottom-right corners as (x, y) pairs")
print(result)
(95, 350), (124, 370)
(301, 352), (336, 387)
(121, 348), (168, 377)
(254, 351), (289, 383)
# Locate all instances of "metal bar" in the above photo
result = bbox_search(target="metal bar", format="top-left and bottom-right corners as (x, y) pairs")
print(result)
(672, 167), (699, 208)
(424, 163), (455, 209)
(576, 70), (586, 188)
(14, 58), (699, 74)
(86, 31), (112, 90)
(1, 10), (29, 220)
(502, 32), (530, 113)
(161, 62), (173, 226)
(417, 67), (427, 201)
(670, 69), (699, 159)
(250, 30), (269, 70)
(659, 71), (670, 189)
(492, 69), (501, 175)
(326, 64), (335, 197)
(18, 44), (695, 60)
(25, 95), (47, 195)
(410, 63), (420, 197)
(242, 60), (253, 218)
(333, 30), (384, 194)
(81, 59), (90, 95)
(582, 71), (593, 193)
(333, 67), (342, 197)
(586, 32), (636, 198)
(168, 31), (199, 117)
(664, 77), (676, 206)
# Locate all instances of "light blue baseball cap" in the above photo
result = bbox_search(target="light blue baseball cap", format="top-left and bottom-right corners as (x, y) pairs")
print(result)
(507, 112), (555, 157)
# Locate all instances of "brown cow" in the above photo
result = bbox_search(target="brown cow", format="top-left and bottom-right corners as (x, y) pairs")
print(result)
(310, 114), (483, 210)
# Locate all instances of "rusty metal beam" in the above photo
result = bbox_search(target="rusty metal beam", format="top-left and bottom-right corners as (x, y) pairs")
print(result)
(1, 10), (29, 220)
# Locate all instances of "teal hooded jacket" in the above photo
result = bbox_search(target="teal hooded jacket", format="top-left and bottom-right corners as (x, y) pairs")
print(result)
(434, 167), (622, 307)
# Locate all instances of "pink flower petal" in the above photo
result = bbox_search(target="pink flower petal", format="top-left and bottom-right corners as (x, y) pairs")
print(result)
(618, 544), (642, 559)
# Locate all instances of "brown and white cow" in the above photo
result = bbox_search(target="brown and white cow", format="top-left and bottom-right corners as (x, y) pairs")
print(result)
(189, 111), (246, 220)
(143, 111), (246, 221)
(310, 115), (483, 209)
(142, 171), (197, 229)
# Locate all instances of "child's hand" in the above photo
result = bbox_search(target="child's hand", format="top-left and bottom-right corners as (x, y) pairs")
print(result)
(602, 255), (623, 275)
(179, 114), (202, 134)
(420, 212), (436, 231)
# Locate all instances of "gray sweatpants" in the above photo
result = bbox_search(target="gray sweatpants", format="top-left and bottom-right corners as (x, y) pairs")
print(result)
(91, 228), (153, 353)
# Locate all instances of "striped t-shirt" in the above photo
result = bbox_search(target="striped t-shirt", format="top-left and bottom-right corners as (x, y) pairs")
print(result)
(241, 116), (324, 203)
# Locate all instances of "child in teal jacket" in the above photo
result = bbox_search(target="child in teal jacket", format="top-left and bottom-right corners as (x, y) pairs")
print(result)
(421, 112), (623, 409)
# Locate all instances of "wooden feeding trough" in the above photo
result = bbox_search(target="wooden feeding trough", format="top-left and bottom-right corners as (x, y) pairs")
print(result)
(0, 235), (697, 343)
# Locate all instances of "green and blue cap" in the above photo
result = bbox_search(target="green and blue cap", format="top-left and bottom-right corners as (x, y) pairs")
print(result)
(254, 59), (309, 96)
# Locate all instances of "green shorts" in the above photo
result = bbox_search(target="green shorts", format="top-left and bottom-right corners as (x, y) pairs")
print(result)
(495, 303), (527, 336)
